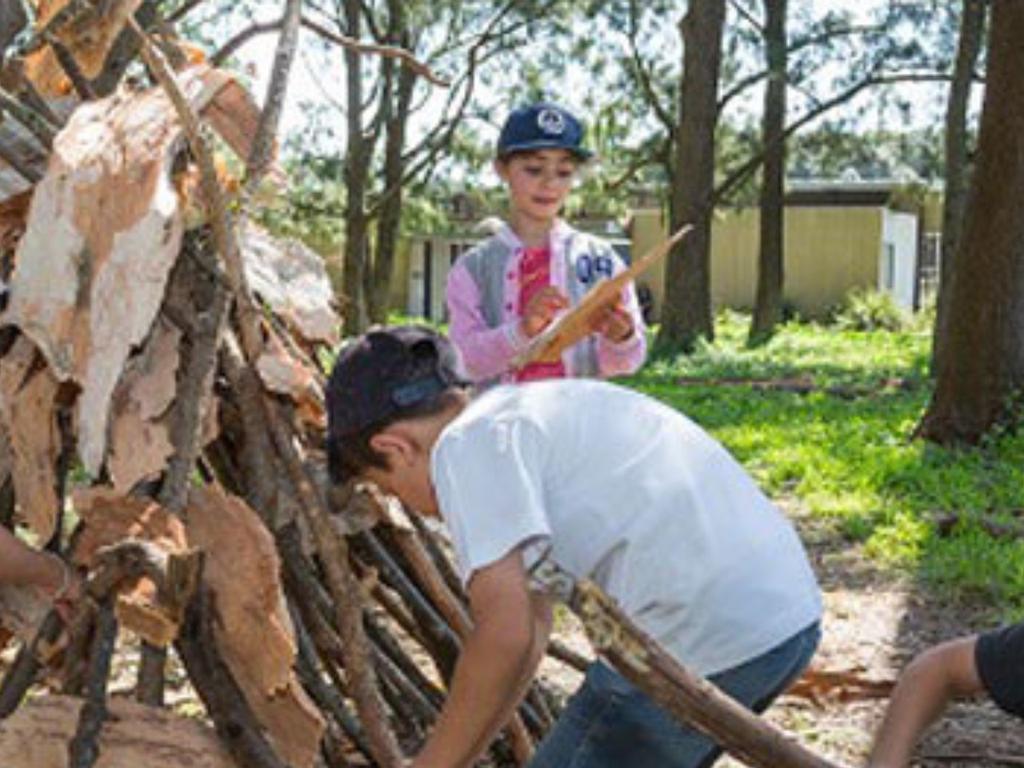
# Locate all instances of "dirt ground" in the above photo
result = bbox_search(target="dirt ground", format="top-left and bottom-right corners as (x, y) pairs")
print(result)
(540, 501), (1024, 768)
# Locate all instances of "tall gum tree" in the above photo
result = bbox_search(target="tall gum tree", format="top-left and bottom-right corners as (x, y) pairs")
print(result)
(749, 0), (787, 345)
(932, 0), (988, 369)
(918, 0), (1024, 445)
(658, 0), (726, 353)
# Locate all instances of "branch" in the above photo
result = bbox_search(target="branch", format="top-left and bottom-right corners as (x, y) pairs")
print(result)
(718, 69), (769, 114)
(396, 0), (538, 163)
(68, 603), (117, 768)
(0, 612), (63, 718)
(211, 14), (450, 87)
(158, 246), (230, 514)
(713, 71), (951, 206)
(0, 86), (58, 150)
(627, 0), (674, 133)
(210, 18), (281, 65)
(244, 0), (303, 193)
(0, 142), (42, 183)
(569, 579), (845, 768)
(605, 144), (664, 192)
(15, 0), (93, 56)
(44, 34), (97, 100)
(718, 24), (888, 115)
(368, 0), (549, 218)
(788, 23), (884, 56)
(728, 0), (764, 34)
(167, 0), (208, 24)
(303, 14), (449, 87)
(359, 0), (385, 42)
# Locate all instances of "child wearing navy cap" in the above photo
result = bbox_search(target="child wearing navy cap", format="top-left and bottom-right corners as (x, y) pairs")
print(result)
(325, 324), (822, 768)
(445, 102), (647, 386)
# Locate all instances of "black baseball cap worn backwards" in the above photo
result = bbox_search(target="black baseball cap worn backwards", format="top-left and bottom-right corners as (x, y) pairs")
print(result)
(326, 325), (466, 442)
(496, 102), (593, 161)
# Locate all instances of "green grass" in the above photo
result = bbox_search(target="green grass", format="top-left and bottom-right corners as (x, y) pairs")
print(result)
(624, 311), (1024, 620)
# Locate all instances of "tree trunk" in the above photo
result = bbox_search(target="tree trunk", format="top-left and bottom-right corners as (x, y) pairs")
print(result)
(932, 0), (987, 370)
(658, 0), (726, 353)
(368, 13), (417, 325)
(749, 0), (788, 346)
(918, 0), (1024, 444)
(342, 0), (371, 335)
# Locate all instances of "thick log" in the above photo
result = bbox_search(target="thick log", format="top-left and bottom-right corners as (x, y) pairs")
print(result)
(0, 694), (236, 768)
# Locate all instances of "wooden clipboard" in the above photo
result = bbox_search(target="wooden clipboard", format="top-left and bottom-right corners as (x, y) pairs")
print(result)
(511, 224), (693, 368)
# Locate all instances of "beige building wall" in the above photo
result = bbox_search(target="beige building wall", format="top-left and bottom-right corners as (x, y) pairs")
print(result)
(632, 205), (886, 320)
(920, 187), (944, 233)
(780, 207), (884, 317)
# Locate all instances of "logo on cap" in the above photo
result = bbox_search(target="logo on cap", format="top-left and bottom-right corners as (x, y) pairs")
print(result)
(537, 108), (565, 136)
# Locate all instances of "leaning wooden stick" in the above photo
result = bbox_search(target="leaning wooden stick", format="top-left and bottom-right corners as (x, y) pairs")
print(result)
(529, 559), (846, 768)
(513, 224), (693, 368)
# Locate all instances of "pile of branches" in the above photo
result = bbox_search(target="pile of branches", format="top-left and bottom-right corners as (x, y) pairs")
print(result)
(0, 2), (579, 767)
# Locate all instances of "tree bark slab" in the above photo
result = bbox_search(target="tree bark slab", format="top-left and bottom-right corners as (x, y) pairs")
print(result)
(0, 694), (235, 768)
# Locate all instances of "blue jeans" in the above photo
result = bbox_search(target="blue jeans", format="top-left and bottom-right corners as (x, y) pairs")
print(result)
(529, 622), (821, 768)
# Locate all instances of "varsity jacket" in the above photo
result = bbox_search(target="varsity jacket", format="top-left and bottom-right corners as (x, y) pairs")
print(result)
(446, 220), (647, 386)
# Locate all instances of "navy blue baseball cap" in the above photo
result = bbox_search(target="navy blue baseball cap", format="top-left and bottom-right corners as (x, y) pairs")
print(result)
(497, 102), (593, 161)
(326, 325), (467, 443)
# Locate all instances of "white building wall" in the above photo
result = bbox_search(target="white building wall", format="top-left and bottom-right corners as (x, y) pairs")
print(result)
(880, 209), (919, 310)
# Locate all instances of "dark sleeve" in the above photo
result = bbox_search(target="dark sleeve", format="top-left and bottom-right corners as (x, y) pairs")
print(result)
(975, 622), (1024, 718)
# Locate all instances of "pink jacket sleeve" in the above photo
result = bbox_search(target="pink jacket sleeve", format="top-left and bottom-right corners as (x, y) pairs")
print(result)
(594, 268), (648, 378)
(446, 261), (528, 383)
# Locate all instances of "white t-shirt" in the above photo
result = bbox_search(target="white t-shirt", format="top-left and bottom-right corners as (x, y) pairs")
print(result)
(431, 379), (822, 677)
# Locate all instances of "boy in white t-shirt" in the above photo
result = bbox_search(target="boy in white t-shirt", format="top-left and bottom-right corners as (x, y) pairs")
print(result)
(325, 325), (822, 768)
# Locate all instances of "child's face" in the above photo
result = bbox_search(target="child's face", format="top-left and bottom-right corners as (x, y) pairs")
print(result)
(495, 149), (579, 223)
(362, 436), (440, 518)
